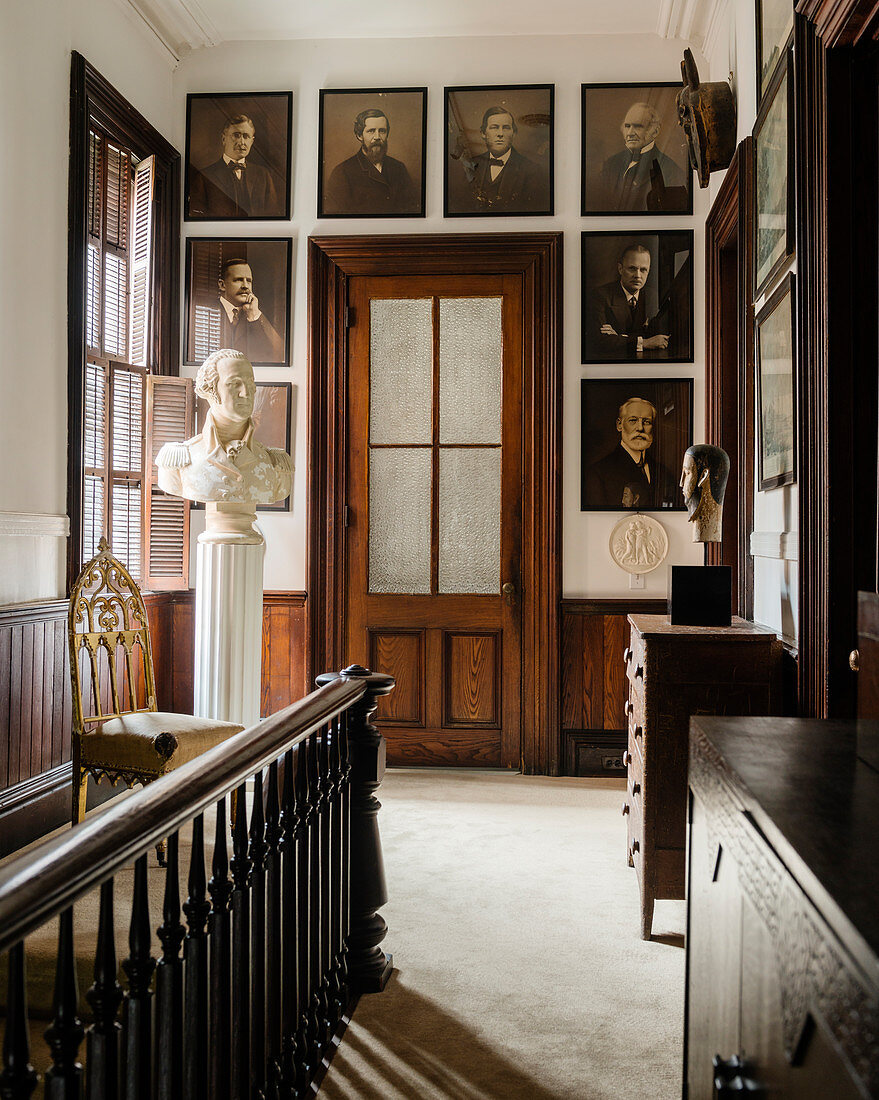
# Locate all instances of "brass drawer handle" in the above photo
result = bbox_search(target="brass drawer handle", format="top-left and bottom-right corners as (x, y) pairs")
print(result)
(631, 839), (640, 853)
(622, 802), (630, 816)
(634, 665), (644, 678)
(622, 750), (632, 767)
(624, 700), (634, 716)
(624, 647), (633, 664)
(631, 782), (641, 796)
(634, 725), (643, 738)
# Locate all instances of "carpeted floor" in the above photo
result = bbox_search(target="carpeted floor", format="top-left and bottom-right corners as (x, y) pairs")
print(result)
(322, 769), (685, 1100)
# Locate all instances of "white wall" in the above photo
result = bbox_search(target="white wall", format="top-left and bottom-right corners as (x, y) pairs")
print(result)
(0, 0), (175, 602)
(706, 0), (798, 645)
(175, 32), (708, 595)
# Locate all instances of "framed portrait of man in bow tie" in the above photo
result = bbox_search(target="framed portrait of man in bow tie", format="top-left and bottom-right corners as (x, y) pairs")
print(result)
(581, 230), (694, 364)
(580, 378), (693, 512)
(185, 91), (292, 221)
(444, 84), (553, 217)
(581, 83), (692, 216)
(184, 237), (291, 366)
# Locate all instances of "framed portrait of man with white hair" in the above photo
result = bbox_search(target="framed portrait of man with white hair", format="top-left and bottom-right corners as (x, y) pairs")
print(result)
(581, 83), (692, 216)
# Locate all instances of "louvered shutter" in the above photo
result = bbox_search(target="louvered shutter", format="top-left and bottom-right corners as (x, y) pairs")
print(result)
(129, 156), (154, 367)
(145, 375), (193, 591)
(108, 364), (145, 581)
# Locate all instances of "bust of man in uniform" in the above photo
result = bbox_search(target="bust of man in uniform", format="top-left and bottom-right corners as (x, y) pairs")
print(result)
(679, 443), (729, 542)
(156, 349), (292, 511)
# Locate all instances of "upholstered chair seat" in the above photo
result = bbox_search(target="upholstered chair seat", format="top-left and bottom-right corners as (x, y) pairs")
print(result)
(79, 712), (244, 779)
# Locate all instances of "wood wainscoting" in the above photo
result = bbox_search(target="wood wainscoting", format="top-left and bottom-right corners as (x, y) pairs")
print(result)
(0, 590), (307, 857)
(560, 598), (665, 777)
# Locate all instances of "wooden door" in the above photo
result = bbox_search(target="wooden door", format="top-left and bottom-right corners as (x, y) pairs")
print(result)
(345, 273), (522, 768)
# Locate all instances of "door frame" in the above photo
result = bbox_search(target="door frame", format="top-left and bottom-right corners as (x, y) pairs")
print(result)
(306, 233), (563, 774)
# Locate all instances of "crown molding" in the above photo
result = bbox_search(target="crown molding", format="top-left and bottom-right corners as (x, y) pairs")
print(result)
(0, 513), (69, 539)
(656, 0), (728, 49)
(120, 0), (220, 63)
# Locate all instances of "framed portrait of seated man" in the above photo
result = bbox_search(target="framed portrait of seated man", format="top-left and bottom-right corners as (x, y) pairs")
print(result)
(581, 378), (693, 512)
(581, 230), (694, 364)
(581, 83), (692, 215)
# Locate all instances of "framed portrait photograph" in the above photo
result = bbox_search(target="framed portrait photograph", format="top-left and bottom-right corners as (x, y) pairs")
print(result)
(756, 273), (796, 490)
(185, 92), (292, 221)
(581, 378), (693, 512)
(184, 238), (291, 367)
(581, 230), (694, 364)
(581, 83), (692, 215)
(757, 0), (794, 105)
(444, 84), (553, 217)
(194, 382), (293, 512)
(318, 88), (426, 218)
(754, 54), (793, 296)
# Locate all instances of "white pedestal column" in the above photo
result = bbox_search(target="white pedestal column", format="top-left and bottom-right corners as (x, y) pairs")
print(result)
(194, 504), (265, 728)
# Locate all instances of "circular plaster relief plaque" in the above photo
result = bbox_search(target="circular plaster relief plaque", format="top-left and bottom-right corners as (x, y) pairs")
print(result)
(609, 514), (669, 574)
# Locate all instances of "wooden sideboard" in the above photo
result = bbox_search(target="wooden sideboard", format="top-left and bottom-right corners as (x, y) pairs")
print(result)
(623, 615), (781, 939)
(686, 716), (879, 1099)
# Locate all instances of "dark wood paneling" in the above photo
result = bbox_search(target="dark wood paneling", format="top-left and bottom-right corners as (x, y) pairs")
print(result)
(602, 614), (628, 732)
(383, 729), (500, 768)
(444, 633), (499, 726)
(370, 631), (424, 726)
(798, 0), (879, 45)
(262, 592), (308, 715)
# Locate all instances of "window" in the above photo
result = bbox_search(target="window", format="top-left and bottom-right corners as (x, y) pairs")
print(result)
(69, 55), (187, 590)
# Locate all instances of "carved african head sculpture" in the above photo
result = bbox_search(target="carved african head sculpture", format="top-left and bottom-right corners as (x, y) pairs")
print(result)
(680, 443), (730, 543)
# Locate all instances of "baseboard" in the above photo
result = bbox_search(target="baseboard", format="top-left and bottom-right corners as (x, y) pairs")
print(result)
(0, 765), (120, 859)
(563, 730), (627, 777)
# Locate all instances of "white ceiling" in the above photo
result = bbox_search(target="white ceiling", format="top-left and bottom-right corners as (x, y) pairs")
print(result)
(126, 0), (725, 61)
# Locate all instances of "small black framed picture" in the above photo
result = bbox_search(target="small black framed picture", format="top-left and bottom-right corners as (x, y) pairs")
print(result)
(581, 378), (694, 512)
(581, 230), (694, 363)
(756, 272), (796, 490)
(184, 238), (291, 367)
(581, 83), (692, 215)
(185, 92), (292, 221)
(754, 52), (793, 297)
(757, 0), (794, 106)
(194, 382), (293, 512)
(318, 88), (426, 218)
(444, 84), (553, 217)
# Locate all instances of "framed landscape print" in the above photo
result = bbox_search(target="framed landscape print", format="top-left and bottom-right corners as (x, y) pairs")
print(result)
(185, 91), (292, 221)
(754, 54), (793, 296)
(194, 382), (293, 511)
(757, 0), (794, 105)
(444, 84), (553, 217)
(581, 378), (693, 512)
(581, 83), (692, 215)
(318, 88), (426, 218)
(756, 273), (796, 490)
(581, 230), (694, 363)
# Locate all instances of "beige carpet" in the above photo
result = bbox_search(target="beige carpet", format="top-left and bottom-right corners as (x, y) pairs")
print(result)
(323, 770), (685, 1100)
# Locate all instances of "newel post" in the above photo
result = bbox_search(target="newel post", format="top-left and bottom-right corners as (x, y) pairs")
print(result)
(317, 664), (395, 993)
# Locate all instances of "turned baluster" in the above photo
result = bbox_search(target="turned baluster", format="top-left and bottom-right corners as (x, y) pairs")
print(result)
(182, 816), (209, 1100)
(264, 760), (283, 1090)
(337, 714), (353, 1016)
(277, 748), (299, 1093)
(306, 734), (325, 1065)
(207, 800), (232, 1100)
(86, 879), (124, 1098)
(230, 783), (252, 1100)
(249, 769), (268, 1095)
(43, 908), (85, 1099)
(154, 832), (184, 1100)
(317, 723), (334, 1046)
(121, 855), (155, 1099)
(1, 942), (38, 1099)
(293, 742), (312, 1094)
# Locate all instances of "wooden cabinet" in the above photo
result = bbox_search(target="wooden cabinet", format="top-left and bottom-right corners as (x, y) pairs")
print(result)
(686, 716), (879, 1099)
(623, 615), (781, 938)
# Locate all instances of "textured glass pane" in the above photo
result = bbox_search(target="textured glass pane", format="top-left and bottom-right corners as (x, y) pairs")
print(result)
(439, 449), (501, 594)
(370, 299), (433, 445)
(439, 298), (502, 445)
(369, 448), (431, 593)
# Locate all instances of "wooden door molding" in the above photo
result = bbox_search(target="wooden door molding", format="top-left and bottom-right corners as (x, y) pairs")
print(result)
(307, 233), (563, 774)
(797, 0), (879, 46)
(705, 138), (755, 619)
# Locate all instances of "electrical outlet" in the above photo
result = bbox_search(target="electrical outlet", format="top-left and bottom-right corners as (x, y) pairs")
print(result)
(603, 755), (625, 771)
(629, 572), (645, 590)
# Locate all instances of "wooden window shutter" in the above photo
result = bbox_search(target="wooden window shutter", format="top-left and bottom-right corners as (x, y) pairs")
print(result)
(145, 375), (193, 591)
(108, 364), (145, 581)
(129, 156), (154, 368)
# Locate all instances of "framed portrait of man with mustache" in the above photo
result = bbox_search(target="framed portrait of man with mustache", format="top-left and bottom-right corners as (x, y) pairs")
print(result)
(318, 88), (426, 218)
(581, 230), (694, 364)
(580, 378), (693, 512)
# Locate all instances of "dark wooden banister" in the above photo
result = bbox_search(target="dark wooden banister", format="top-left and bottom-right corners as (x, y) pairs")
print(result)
(0, 677), (364, 955)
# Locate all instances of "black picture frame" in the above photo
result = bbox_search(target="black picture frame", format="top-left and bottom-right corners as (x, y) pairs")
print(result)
(580, 378), (694, 512)
(756, 272), (797, 490)
(193, 381), (293, 512)
(444, 84), (554, 217)
(754, 51), (794, 298)
(756, 0), (795, 107)
(580, 83), (692, 216)
(184, 237), (291, 367)
(581, 230), (694, 364)
(184, 91), (292, 221)
(317, 88), (427, 218)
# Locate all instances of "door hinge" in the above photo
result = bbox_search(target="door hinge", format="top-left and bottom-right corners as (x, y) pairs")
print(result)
(343, 506), (350, 528)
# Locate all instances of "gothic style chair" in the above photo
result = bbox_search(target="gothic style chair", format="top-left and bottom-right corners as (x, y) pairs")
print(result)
(68, 539), (245, 831)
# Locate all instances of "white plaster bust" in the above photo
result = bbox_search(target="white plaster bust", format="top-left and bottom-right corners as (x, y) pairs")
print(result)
(156, 349), (292, 508)
(680, 444), (730, 543)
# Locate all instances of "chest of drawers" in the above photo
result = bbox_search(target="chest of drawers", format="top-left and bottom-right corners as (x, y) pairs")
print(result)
(623, 614), (781, 939)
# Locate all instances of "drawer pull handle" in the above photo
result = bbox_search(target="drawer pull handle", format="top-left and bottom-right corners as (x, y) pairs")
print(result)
(622, 751), (632, 767)
(712, 1054), (765, 1098)
(634, 725), (643, 738)
(634, 665), (644, 678)
(621, 802), (630, 816)
(624, 647), (633, 664)
(631, 839), (639, 853)
(624, 701), (634, 716)
(631, 782), (641, 796)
